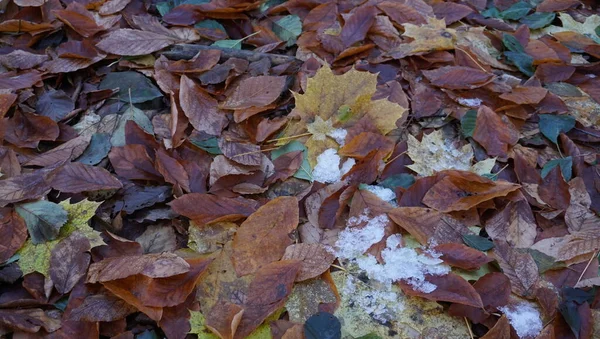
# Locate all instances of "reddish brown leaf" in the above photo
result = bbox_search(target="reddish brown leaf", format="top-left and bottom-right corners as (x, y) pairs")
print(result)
(340, 5), (376, 48)
(538, 166), (571, 210)
(50, 162), (123, 193)
(537, 0), (581, 12)
(0, 308), (61, 333)
(170, 193), (258, 225)
(377, 1), (427, 25)
(472, 106), (519, 158)
(0, 170), (52, 207)
(108, 144), (163, 181)
(2, 111), (59, 148)
(434, 243), (492, 270)
(0, 208), (28, 262)
(54, 3), (104, 38)
(219, 139), (262, 166)
(491, 240), (539, 297)
(0, 20), (53, 34)
(397, 272), (484, 308)
(449, 272), (511, 323)
(87, 253), (190, 283)
(205, 301), (244, 339)
(266, 150), (303, 185)
(179, 75), (228, 136)
(481, 315), (511, 339)
(422, 66), (495, 90)
(155, 148), (190, 193)
(99, 0), (132, 15)
(232, 196), (299, 276)
(388, 207), (471, 245)
(220, 76), (286, 111)
(338, 132), (394, 160)
(96, 29), (179, 56)
(0, 93), (17, 118)
(281, 243), (335, 281)
(70, 290), (138, 322)
(485, 199), (538, 248)
(24, 135), (91, 167)
(234, 260), (301, 339)
(432, 2), (473, 24)
(159, 294), (198, 339)
(0, 50), (49, 70)
(499, 86), (548, 105)
(50, 232), (91, 294)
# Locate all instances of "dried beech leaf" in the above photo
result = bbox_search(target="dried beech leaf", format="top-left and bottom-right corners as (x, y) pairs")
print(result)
(170, 193), (258, 226)
(491, 240), (539, 297)
(50, 232), (91, 294)
(87, 252), (190, 283)
(282, 243), (335, 281)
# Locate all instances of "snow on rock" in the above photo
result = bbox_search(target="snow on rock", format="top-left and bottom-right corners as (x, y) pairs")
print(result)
(335, 211), (450, 293)
(499, 302), (543, 338)
(312, 148), (355, 183)
(342, 275), (404, 323)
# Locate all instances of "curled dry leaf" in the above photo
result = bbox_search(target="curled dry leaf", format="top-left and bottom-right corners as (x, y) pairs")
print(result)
(87, 252), (190, 283)
(434, 243), (492, 270)
(282, 243), (336, 281)
(232, 196), (299, 276)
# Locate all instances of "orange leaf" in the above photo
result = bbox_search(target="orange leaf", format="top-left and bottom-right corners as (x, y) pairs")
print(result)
(338, 132), (394, 160)
(472, 106), (519, 158)
(481, 315), (511, 339)
(54, 3), (104, 38)
(422, 66), (494, 90)
(397, 272), (484, 308)
(388, 207), (470, 245)
(499, 86), (548, 104)
(0, 208), (28, 262)
(434, 243), (493, 270)
(232, 196), (299, 276)
(179, 75), (228, 136)
(282, 243), (336, 281)
(170, 193), (258, 225)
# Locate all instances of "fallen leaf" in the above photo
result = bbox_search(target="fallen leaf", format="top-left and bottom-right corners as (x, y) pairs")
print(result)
(70, 289), (138, 322)
(15, 200), (68, 244)
(232, 196), (299, 276)
(179, 75), (228, 136)
(54, 3), (104, 38)
(485, 199), (538, 248)
(397, 272), (484, 308)
(481, 315), (511, 339)
(434, 243), (492, 270)
(282, 243), (336, 281)
(87, 252), (190, 283)
(170, 193), (258, 226)
(50, 232), (91, 294)
(422, 66), (494, 90)
(50, 162), (123, 193)
(472, 106), (519, 158)
(0, 208), (28, 262)
(96, 29), (179, 56)
(220, 76), (287, 111)
(388, 17), (456, 58)
(491, 240), (539, 297)
(388, 207), (471, 245)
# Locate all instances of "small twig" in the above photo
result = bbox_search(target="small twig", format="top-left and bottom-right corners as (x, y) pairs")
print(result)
(455, 46), (488, 73)
(576, 249), (598, 285)
(465, 317), (474, 339)
(162, 43), (300, 66)
(331, 264), (346, 271)
(386, 150), (407, 164)
(265, 132), (312, 143)
(232, 147), (279, 157)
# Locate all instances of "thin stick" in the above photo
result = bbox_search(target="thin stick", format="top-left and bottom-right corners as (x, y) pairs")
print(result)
(330, 264), (346, 271)
(386, 150), (407, 164)
(576, 250), (598, 285)
(232, 147), (279, 157)
(465, 317), (474, 339)
(455, 46), (488, 73)
(265, 132), (312, 143)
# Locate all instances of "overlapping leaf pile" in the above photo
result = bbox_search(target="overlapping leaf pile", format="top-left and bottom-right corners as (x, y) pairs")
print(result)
(0, 0), (600, 338)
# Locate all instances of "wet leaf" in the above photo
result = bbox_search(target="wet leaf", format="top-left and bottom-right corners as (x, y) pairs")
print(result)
(50, 232), (91, 294)
(539, 114), (576, 143)
(15, 200), (68, 244)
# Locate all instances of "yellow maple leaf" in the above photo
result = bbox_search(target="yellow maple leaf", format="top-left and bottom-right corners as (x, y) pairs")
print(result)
(538, 13), (600, 44)
(407, 130), (496, 177)
(388, 17), (456, 59)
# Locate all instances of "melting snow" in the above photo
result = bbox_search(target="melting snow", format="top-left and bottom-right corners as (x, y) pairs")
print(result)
(457, 97), (483, 107)
(343, 275), (404, 323)
(362, 185), (397, 206)
(312, 148), (355, 183)
(328, 128), (348, 145)
(335, 211), (450, 293)
(499, 302), (543, 338)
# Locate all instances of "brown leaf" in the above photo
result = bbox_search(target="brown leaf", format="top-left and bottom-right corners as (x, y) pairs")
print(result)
(50, 232), (91, 294)
(538, 166), (570, 210)
(54, 3), (104, 38)
(102, 256), (212, 308)
(170, 193), (258, 225)
(388, 207), (471, 245)
(232, 196), (299, 276)
(159, 294), (198, 339)
(179, 75), (228, 136)
(0, 93), (17, 118)
(234, 260), (301, 339)
(220, 76), (286, 111)
(50, 162), (123, 193)
(219, 138), (262, 166)
(266, 150), (303, 185)
(281, 243), (335, 281)
(0, 20), (53, 34)
(155, 148), (190, 193)
(99, 0), (132, 15)
(537, 0), (581, 12)
(432, 2), (473, 24)
(0, 170), (52, 207)
(422, 66), (495, 90)
(434, 243), (492, 270)
(70, 289), (138, 322)
(96, 29), (178, 56)
(481, 315), (511, 339)
(397, 272), (484, 308)
(0, 50), (49, 70)
(24, 135), (91, 167)
(499, 86), (548, 105)
(472, 106), (519, 158)
(0, 308), (61, 333)
(0, 208), (28, 262)
(0, 70), (43, 90)
(449, 272), (511, 323)
(87, 253), (190, 283)
(485, 199), (538, 248)
(491, 240), (539, 297)
(108, 144), (163, 181)
(422, 170), (520, 213)
(340, 5), (376, 48)
(338, 132), (394, 160)
(377, 1), (427, 25)
(205, 301), (244, 339)
(2, 111), (59, 148)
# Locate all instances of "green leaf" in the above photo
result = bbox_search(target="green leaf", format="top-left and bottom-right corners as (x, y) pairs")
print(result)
(504, 51), (535, 76)
(273, 15), (302, 47)
(156, 0), (209, 17)
(304, 312), (341, 339)
(188, 310), (220, 338)
(539, 114), (576, 143)
(481, 7), (500, 18)
(559, 301), (581, 339)
(271, 141), (312, 181)
(462, 234), (494, 251)
(15, 201), (68, 244)
(110, 105), (154, 147)
(528, 249), (565, 273)
(499, 1), (532, 21)
(502, 33), (526, 53)
(520, 12), (556, 30)
(379, 173), (415, 190)
(195, 19), (226, 32)
(76, 133), (111, 166)
(190, 136), (222, 155)
(99, 71), (163, 103)
(596, 24), (600, 39)
(461, 110), (477, 138)
(355, 334), (383, 339)
(541, 157), (573, 181)
(212, 39), (244, 49)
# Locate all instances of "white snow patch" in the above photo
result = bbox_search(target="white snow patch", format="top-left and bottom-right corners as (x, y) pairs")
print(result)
(328, 128), (348, 145)
(312, 148), (355, 183)
(343, 275), (404, 322)
(499, 302), (543, 338)
(457, 97), (483, 108)
(335, 212), (450, 293)
(362, 185), (397, 206)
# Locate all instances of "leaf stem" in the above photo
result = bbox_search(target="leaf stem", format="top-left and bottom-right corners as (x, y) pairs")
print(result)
(232, 147), (279, 157)
(576, 249), (598, 285)
(265, 132), (312, 143)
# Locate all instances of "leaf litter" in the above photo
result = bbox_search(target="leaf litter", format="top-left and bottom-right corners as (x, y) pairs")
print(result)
(0, 0), (599, 338)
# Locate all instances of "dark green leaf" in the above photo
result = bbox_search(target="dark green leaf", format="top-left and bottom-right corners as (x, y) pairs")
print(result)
(504, 51), (535, 76)
(563, 287), (596, 304)
(195, 19), (226, 32)
(528, 249), (565, 273)
(503, 33), (525, 53)
(273, 15), (302, 47)
(272, 141), (312, 181)
(545, 82), (582, 97)
(304, 312), (341, 339)
(541, 157), (572, 181)
(463, 234), (494, 251)
(121, 185), (171, 214)
(379, 173), (415, 190)
(539, 114), (576, 143)
(99, 71), (163, 103)
(461, 110), (477, 138)
(499, 2), (532, 21)
(212, 39), (243, 50)
(156, 0), (209, 17)
(76, 133), (111, 166)
(559, 300), (581, 339)
(520, 12), (555, 30)
(595, 25), (600, 39)
(190, 136), (222, 155)
(481, 7), (500, 18)
(15, 201), (68, 244)
(54, 296), (69, 311)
